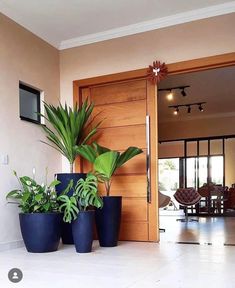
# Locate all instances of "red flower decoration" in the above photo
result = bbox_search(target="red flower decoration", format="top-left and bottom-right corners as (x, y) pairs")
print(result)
(147, 61), (168, 84)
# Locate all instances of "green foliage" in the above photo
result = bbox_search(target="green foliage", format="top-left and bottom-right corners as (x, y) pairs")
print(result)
(58, 173), (103, 223)
(77, 142), (143, 196)
(41, 100), (99, 172)
(6, 171), (61, 213)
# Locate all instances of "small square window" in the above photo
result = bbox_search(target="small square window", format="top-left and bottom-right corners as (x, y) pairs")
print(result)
(19, 83), (41, 124)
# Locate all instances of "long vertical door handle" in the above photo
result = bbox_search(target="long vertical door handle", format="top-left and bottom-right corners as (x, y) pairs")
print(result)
(146, 115), (151, 203)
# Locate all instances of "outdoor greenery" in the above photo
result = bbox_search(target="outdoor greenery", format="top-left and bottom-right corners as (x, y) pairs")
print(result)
(41, 100), (99, 173)
(77, 142), (143, 196)
(6, 171), (61, 213)
(58, 173), (103, 223)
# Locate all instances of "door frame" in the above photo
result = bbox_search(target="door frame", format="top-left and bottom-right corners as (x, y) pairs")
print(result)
(73, 52), (235, 242)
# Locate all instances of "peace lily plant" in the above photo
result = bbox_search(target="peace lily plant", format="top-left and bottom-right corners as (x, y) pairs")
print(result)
(6, 170), (60, 213)
(6, 170), (62, 253)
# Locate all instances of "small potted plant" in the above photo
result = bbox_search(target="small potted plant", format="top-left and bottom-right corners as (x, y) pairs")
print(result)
(77, 143), (143, 247)
(41, 100), (99, 244)
(58, 173), (103, 253)
(6, 170), (62, 253)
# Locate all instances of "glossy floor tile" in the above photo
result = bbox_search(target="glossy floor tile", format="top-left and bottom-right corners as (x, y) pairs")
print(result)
(160, 215), (235, 245)
(0, 241), (235, 288)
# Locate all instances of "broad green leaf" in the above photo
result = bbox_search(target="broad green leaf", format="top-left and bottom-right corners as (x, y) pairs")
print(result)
(117, 147), (143, 168)
(94, 151), (119, 179)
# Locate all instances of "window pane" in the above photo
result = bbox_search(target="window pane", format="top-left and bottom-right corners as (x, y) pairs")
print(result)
(199, 140), (208, 156)
(187, 158), (196, 188)
(19, 83), (40, 123)
(210, 140), (223, 155)
(158, 158), (179, 198)
(211, 156), (223, 185)
(187, 141), (197, 157)
(199, 157), (208, 187)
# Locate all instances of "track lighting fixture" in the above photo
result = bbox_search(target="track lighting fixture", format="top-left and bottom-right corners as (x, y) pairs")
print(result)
(198, 104), (204, 112)
(173, 107), (179, 115)
(181, 88), (187, 97)
(158, 85), (190, 101)
(169, 102), (206, 115)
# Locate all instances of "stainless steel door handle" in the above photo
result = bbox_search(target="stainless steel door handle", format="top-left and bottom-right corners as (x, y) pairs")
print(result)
(146, 115), (151, 203)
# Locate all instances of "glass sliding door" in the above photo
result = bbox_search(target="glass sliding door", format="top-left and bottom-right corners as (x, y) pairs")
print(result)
(210, 156), (223, 185)
(199, 157), (208, 188)
(158, 158), (180, 199)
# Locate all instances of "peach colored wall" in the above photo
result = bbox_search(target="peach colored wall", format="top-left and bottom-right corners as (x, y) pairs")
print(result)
(0, 13), (60, 248)
(60, 13), (235, 107)
(159, 115), (235, 141)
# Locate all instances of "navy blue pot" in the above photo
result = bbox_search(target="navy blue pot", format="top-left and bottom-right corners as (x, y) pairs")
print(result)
(95, 196), (122, 247)
(19, 213), (62, 253)
(72, 210), (95, 253)
(56, 173), (86, 244)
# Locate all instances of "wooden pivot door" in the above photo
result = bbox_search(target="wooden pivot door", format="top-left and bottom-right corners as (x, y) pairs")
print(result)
(75, 76), (158, 242)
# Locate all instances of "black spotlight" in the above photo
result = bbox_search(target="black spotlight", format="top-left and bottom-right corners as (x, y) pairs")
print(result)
(199, 104), (204, 112)
(181, 88), (187, 97)
(187, 106), (191, 113)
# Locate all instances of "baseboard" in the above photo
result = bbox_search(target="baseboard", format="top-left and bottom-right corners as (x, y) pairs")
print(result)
(0, 240), (24, 252)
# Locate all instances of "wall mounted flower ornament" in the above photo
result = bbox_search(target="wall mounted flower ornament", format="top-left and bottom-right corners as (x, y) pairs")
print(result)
(147, 61), (168, 84)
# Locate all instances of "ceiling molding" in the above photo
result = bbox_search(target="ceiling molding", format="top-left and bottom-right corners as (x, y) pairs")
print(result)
(159, 111), (235, 124)
(59, 2), (235, 50)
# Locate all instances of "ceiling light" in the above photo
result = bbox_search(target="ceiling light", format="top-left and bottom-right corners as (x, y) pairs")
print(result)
(173, 107), (179, 115)
(181, 88), (187, 97)
(169, 102), (206, 114)
(166, 90), (173, 101)
(199, 104), (204, 112)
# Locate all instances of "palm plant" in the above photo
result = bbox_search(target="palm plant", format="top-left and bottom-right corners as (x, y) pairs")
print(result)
(58, 173), (103, 223)
(77, 143), (143, 196)
(41, 100), (98, 173)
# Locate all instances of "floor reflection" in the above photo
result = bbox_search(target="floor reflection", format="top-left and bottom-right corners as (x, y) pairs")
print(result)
(160, 216), (235, 245)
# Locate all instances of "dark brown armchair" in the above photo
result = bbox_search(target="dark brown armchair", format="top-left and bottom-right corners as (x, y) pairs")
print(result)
(174, 188), (201, 222)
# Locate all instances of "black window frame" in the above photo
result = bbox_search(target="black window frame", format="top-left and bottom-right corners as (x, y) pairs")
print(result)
(19, 83), (41, 125)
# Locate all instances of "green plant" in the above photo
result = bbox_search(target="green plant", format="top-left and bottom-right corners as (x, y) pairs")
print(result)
(41, 100), (99, 173)
(6, 171), (61, 213)
(77, 143), (143, 196)
(58, 173), (103, 223)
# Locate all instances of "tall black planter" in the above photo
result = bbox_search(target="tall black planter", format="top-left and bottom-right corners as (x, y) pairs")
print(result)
(72, 210), (95, 253)
(95, 196), (122, 247)
(19, 213), (62, 253)
(56, 173), (86, 244)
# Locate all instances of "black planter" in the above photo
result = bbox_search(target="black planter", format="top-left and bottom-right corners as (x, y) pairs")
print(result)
(56, 173), (86, 244)
(95, 196), (122, 247)
(72, 210), (95, 253)
(19, 213), (62, 253)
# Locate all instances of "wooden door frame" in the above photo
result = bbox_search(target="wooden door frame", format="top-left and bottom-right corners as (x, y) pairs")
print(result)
(73, 52), (235, 242)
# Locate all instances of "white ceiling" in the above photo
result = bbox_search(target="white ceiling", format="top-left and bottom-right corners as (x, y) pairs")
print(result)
(158, 66), (235, 123)
(0, 0), (235, 49)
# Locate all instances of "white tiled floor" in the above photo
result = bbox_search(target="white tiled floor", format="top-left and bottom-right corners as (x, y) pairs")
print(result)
(1, 241), (235, 288)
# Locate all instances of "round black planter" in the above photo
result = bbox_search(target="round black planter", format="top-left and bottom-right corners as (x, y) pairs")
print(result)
(72, 210), (95, 253)
(95, 196), (122, 247)
(19, 213), (62, 253)
(55, 173), (86, 244)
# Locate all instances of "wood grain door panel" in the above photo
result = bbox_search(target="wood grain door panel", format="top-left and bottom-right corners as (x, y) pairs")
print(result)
(79, 78), (157, 242)
(93, 100), (146, 128)
(95, 125), (146, 150)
